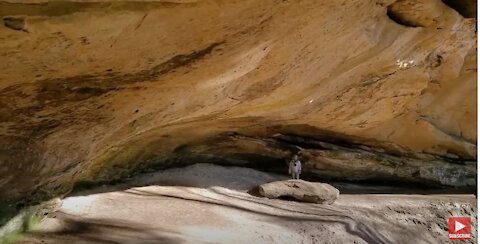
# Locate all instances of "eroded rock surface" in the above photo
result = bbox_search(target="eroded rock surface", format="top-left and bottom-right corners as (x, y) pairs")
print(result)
(258, 180), (340, 204)
(0, 0), (476, 203)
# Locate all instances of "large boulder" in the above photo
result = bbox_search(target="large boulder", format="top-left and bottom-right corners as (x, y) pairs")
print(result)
(258, 180), (339, 204)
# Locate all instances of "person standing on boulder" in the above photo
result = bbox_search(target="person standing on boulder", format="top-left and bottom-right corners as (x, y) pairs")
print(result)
(288, 154), (302, 179)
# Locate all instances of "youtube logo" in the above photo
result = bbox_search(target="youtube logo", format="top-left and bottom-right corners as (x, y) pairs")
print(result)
(448, 217), (471, 240)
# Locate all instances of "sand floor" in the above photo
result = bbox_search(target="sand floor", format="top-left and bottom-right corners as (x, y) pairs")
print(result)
(19, 164), (477, 244)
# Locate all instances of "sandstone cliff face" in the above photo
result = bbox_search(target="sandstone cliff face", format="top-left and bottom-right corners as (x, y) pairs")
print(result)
(0, 0), (476, 203)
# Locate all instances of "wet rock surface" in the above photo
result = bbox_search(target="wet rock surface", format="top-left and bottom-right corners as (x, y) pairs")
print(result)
(258, 180), (340, 204)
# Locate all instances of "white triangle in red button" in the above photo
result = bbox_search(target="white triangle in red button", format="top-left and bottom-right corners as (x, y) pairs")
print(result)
(455, 221), (466, 232)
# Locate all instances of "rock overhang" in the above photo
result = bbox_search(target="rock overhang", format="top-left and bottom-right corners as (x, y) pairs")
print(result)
(0, 0), (476, 205)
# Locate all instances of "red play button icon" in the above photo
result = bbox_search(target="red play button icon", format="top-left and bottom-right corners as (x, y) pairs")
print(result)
(448, 217), (471, 240)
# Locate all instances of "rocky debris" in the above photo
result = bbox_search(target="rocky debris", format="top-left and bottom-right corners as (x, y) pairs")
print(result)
(2, 16), (28, 32)
(258, 180), (339, 204)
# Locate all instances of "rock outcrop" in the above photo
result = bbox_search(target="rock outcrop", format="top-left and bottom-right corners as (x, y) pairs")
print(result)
(0, 0), (476, 204)
(258, 180), (340, 204)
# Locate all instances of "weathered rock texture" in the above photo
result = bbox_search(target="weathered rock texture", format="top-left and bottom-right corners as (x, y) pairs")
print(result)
(0, 0), (476, 203)
(259, 180), (340, 204)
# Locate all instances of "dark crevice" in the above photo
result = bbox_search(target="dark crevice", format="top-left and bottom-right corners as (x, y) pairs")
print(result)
(441, 0), (477, 18)
(386, 5), (424, 27)
(273, 133), (475, 164)
(271, 133), (405, 159)
(2, 16), (28, 32)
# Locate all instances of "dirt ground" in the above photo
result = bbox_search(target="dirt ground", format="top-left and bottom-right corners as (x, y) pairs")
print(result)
(19, 164), (477, 244)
